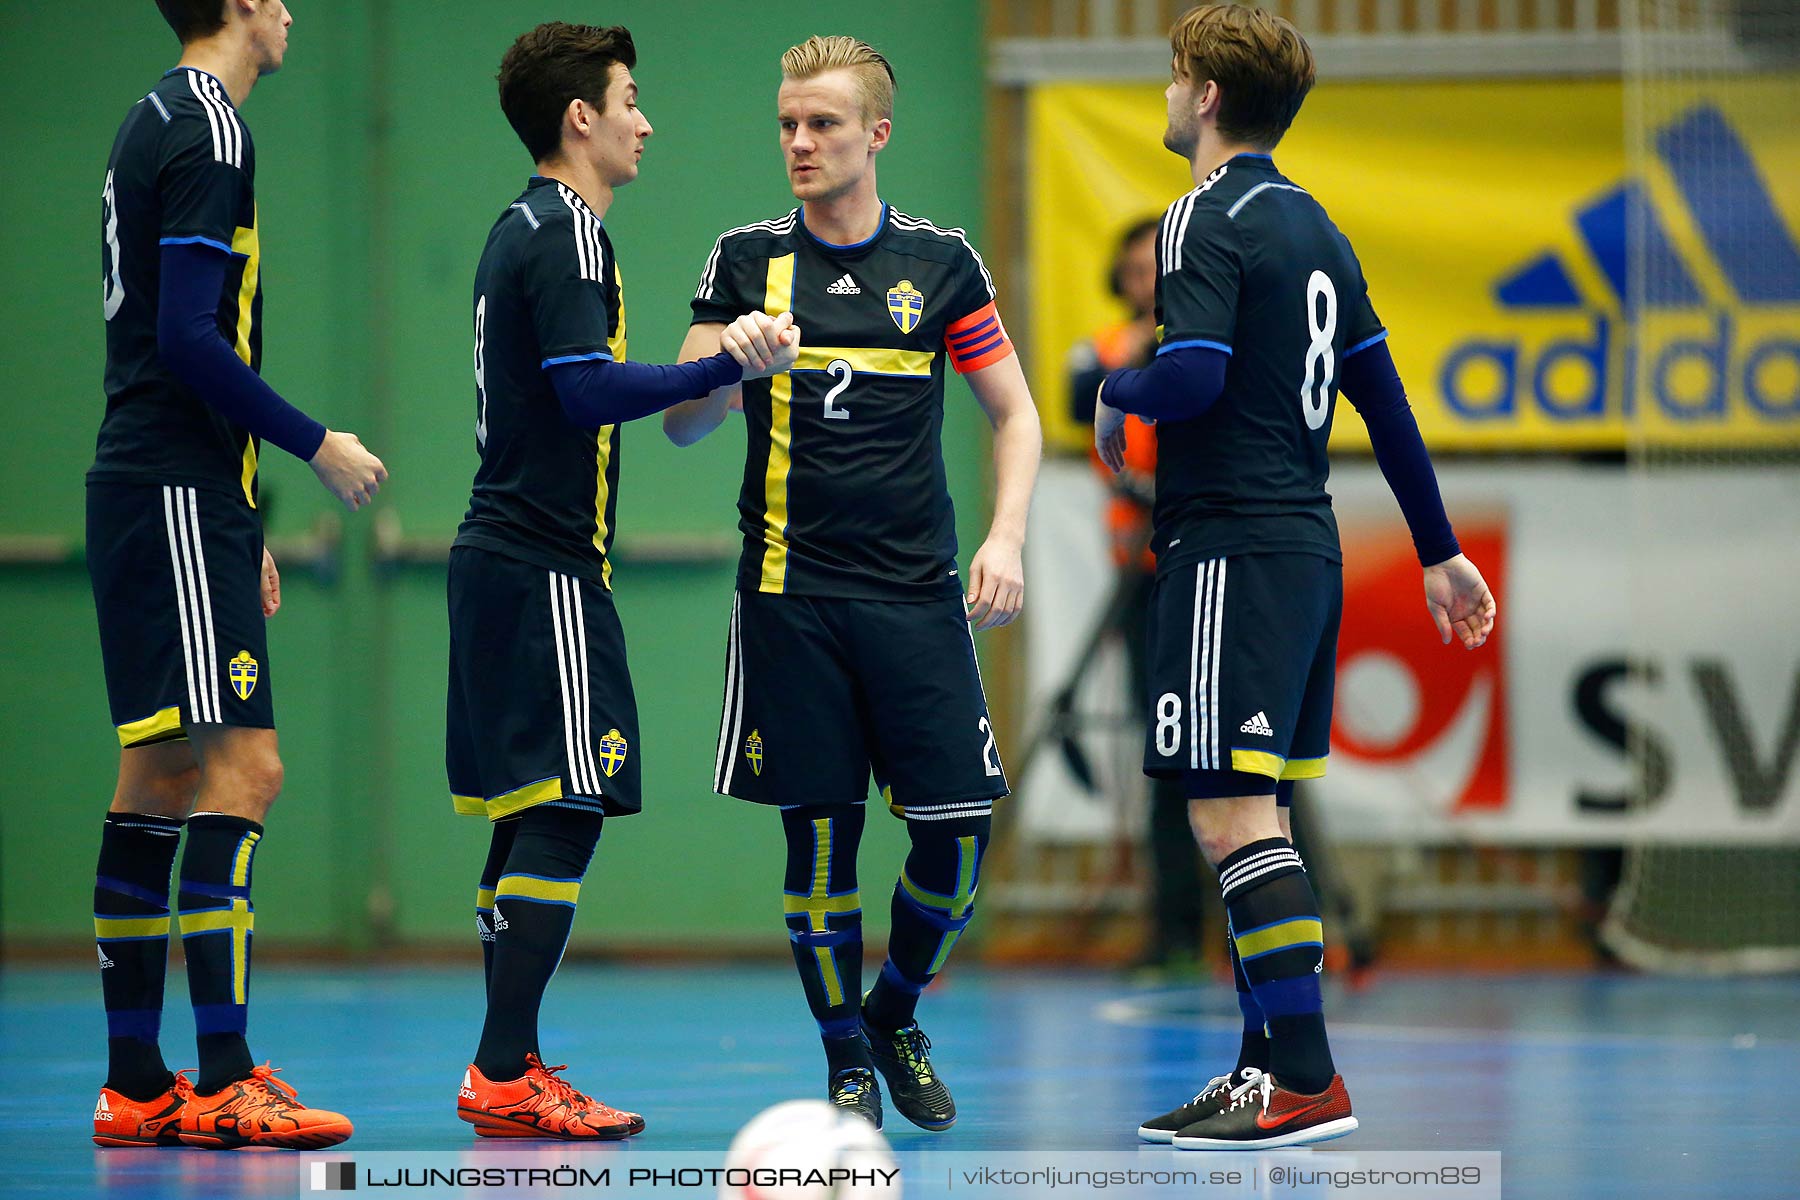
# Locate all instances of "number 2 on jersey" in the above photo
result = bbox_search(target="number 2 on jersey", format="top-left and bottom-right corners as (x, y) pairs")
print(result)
(824, 358), (853, 420)
(1300, 269), (1336, 431)
(474, 294), (489, 447)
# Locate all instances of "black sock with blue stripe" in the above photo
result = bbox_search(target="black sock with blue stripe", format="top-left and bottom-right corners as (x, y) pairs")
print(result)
(1229, 928), (1271, 1076)
(477, 818), (520, 989)
(96, 812), (184, 1100)
(779, 805), (869, 1078)
(178, 813), (263, 1094)
(1217, 837), (1335, 1095)
(865, 814), (990, 1034)
(474, 805), (604, 1082)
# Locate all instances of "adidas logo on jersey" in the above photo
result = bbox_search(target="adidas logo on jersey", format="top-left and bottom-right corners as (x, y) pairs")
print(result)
(826, 273), (861, 295)
(97, 945), (115, 969)
(460, 1069), (479, 1101)
(1240, 711), (1274, 736)
(490, 905), (508, 933)
(95, 1093), (114, 1122)
(476, 913), (494, 943)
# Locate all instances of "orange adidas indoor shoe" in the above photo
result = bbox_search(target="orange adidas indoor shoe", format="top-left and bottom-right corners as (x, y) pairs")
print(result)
(457, 1054), (644, 1140)
(93, 1071), (193, 1147)
(177, 1063), (353, 1149)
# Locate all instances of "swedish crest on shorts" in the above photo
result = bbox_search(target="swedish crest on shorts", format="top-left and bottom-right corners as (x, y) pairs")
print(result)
(745, 729), (764, 776)
(228, 650), (258, 701)
(597, 728), (629, 778)
(886, 279), (924, 334)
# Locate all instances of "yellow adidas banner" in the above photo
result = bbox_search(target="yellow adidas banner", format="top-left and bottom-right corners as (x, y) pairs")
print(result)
(1027, 78), (1800, 452)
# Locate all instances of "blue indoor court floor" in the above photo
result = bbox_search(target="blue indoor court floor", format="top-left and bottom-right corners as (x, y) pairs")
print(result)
(1, 964), (1794, 1199)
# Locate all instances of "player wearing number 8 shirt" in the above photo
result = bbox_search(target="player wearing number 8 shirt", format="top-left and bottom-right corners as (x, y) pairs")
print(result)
(665, 37), (1042, 1131)
(1095, 5), (1496, 1151)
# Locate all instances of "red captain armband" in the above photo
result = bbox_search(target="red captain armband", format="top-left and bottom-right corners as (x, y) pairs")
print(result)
(944, 301), (1014, 374)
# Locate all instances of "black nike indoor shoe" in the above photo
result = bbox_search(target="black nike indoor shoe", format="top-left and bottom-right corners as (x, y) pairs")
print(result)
(1172, 1071), (1357, 1150)
(861, 1016), (956, 1131)
(1137, 1067), (1263, 1143)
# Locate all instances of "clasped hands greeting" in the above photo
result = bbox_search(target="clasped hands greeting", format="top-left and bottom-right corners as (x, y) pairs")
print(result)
(720, 311), (803, 379)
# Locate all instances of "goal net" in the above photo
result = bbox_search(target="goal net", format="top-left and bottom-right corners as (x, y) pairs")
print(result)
(1604, 0), (1800, 973)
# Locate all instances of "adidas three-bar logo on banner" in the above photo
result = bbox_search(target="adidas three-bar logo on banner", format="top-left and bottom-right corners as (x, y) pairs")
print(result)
(1447, 102), (1800, 421)
(826, 274), (861, 295)
(1240, 712), (1274, 737)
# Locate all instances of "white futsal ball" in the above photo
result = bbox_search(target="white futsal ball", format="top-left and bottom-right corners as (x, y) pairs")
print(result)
(719, 1099), (901, 1200)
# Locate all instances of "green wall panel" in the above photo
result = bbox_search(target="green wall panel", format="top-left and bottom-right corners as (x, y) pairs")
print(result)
(1, 1), (986, 952)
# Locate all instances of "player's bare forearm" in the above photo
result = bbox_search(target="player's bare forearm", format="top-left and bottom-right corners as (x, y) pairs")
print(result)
(962, 355), (1040, 630)
(968, 354), (1042, 551)
(663, 322), (740, 447)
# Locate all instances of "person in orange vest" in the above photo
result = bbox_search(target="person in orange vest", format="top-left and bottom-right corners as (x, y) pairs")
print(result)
(1070, 217), (1207, 976)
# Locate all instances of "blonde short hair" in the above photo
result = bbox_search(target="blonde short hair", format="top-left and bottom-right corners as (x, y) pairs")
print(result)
(1170, 5), (1315, 149)
(780, 35), (896, 125)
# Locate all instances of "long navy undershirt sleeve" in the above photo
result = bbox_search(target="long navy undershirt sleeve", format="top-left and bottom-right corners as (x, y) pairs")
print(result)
(548, 353), (744, 429)
(1098, 346), (1229, 421)
(1339, 340), (1461, 567)
(156, 241), (327, 461)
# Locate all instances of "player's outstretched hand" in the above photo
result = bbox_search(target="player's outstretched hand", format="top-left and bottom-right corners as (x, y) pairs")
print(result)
(1423, 553), (1497, 649)
(309, 429), (388, 512)
(260, 546), (280, 618)
(1094, 392), (1127, 473)
(723, 311), (800, 380)
(966, 536), (1024, 631)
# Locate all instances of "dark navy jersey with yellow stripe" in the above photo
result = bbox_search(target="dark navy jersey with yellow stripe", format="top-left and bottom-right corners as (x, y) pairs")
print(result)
(1151, 153), (1385, 571)
(691, 204), (1011, 601)
(91, 67), (264, 506)
(455, 177), (627, 589)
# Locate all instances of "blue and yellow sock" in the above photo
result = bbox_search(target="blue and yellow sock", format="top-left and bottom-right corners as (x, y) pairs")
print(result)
(1217, 837), (1334, 1095)
(779, 805), (868, 1077)
(474, 806), (603, 1082)
(177, 813), (262, 1094)
(95, 812), (183, 1100)
(864, 813), (990, 1034)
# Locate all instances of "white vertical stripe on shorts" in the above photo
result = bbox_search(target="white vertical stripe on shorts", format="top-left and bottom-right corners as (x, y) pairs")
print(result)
(548, 572), (599, 795)
(714, 594), (745, 793)
(180, 488), (222, 721)
(1190, 559), (1227, 770)
(564, 573), (604, 794)
(1208, 560), (1228, 771)
(161, 486), (204, 724)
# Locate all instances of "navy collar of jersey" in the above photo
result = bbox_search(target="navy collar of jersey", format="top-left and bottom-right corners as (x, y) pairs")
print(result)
(163, 65), (235, 105)
(798, 202), (888, 255)
(1229, 152), (1275, 168)
(526, 175), (603, 221)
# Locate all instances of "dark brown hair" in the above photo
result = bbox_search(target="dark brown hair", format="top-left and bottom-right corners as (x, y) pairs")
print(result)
(156, 0), (227, 43)
(1170, 4), (1315, 149)
(497, 23), (637, 163)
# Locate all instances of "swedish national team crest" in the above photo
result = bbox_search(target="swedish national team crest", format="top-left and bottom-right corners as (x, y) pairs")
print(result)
(744, 729), (764, 776)
(597, 728), (629, 778)
(228, 650), (258, 701)
(886, 279), (924, 334)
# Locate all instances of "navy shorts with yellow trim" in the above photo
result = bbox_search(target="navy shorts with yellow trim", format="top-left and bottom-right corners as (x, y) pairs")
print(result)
(713, 590), (1008, 818)
(1142, 553), (1341, 792)
(87, 481), (274, 747)
(446, 545), (640, 821)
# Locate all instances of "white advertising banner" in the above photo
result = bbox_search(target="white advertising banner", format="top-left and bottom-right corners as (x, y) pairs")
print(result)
(1017, 461), (1800, 845)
